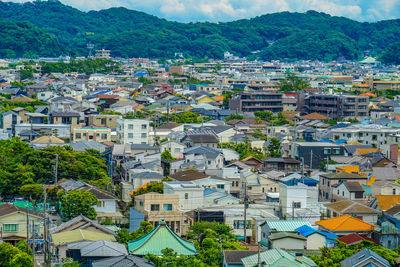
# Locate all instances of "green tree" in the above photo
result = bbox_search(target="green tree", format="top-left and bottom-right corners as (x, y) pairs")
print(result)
(19, 184), (43, 207)
(131, 182), (164, 201)
(116, 221), (154, 246)
(278, 72), (309, 93)
(58, 190), (98, 220)
(161, 150), (176, 161)
(225, 114), (244, 121)
(267, 138), (281, 157)
(0, 242), (32, 267)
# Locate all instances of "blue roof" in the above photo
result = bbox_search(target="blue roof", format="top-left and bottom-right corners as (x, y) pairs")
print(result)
(204, 188), (218, 196)
(296, 225), (338, 240)
(334, 139), (347, 144)
(319, 139), (332, 143)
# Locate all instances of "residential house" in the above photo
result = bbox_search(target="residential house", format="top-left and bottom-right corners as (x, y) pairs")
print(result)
(92, 255), (154, 267)
(150, 122), (184, 141)
(222, 250), (257, 267)
(319, 172), (368, 202)
(160, 140), (185, 158)
(296, 225), (338, 250)
(325, 200), (379, 225)
(0, 204), (43, 245)
(2, 110), (22, 136)
(133, 192), (192, 235)
(128, 171), (164, 190)
(72, 127), (111, 143)
(181, 132), (219, 148)
(316, 215), (376, 236)
(340, 248), (390, 267)
(86, 114), (122, 129)
(207, 125), (236, 143)
(241, 248), (316, 267)
(50, 111), (81, 128)
(163, 181), (204, 211)
(203, 189), (240, 206)
(333, 182), (365, 201)
(116, 119), (150, 144)
(260, 220), (312, 243)
(263, 158), (301, 173)
(337, 233), (380, 246)
(371, 181), (400, 196)
(268, 232), (307, 250)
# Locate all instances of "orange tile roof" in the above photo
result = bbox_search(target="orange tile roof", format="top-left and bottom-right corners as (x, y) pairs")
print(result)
(355, 148), (380, 155)
(360, 92), (376, 97)
(316, 215), (376, 231)
(375, 195), (400, 211)
(212, 95), (225, 101)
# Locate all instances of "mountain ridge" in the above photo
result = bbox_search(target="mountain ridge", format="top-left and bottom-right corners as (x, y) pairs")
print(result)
(0, 1), (400, 62)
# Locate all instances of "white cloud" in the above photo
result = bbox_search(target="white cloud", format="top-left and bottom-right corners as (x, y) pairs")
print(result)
(1, 0), (399, 22)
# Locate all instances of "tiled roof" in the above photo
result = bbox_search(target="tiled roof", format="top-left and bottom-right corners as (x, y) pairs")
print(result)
(80, 240), (128, 257)
(337, 233), (380, 246)
(385, 204), (400, 216)
(92, 255), (154, 267)
(241, 248), (316, 267)
(301, 112), (329, 120)
(356, 148), (380, 155)
(170, 170), (208, 181)
(269, 232), (306, 241)
(375, 195), (400, 211)
(128, 220), (197, 256)
(325, 200), (378, 214)
(0, 203), (42, 218)
(340, 249), (389, 267)
(223, 250), (258, 265)
(321, 172), (366, 180)
(343, 182), (364, 192)
(316, 215), (376, 231)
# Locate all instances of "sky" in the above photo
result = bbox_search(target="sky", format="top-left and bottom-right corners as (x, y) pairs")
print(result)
(4, 0), (400, 22)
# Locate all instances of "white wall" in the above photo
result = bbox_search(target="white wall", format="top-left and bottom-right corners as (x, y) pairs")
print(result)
(306, 233), (326, 250)
(270, 238), (305, 250)
(94, 199), (117, 213)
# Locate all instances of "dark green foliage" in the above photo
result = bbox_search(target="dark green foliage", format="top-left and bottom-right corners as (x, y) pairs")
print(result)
(0, 99), (49, 112)
(0, 241), (32, 267)
(1, 2), (400, 61)
(0, 138), (110, 194)
(278, 72), (310, 92)
(40, 58), (121, 75)
(116, 221), (154, 246)
(380, 42), (400, 65)
(166, 112), (211, 123)
(161, 150), (176, 161)
(58, 189), (98, 220)
(131, 182), (164, 201)
(225, 114), (244, 121)
(310, 241), (400, 267)
(0, 20), (61, 58)
(254, 111), (289, 126)
(220, 141), (266, 160)
(267, 138), (282, 157)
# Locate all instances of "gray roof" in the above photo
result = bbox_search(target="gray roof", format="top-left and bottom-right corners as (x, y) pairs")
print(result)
(80, 240), (128, 257)
(92, 255), (154, 267)
(131, 144), (158, 150)
(50, 215), (116, 235)
(183, 146), (221, 159)
(130, 172), (163, 179)
(340, 249), (390, 267)
(70, 140), (107, 153)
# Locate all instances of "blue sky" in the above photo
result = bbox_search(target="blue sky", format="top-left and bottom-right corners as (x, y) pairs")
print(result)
(5, 0), (400, 22)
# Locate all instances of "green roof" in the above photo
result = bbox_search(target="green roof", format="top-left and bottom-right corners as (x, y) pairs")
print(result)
(263, 220), (312, 232)
(241, 248), (316, 267)
(52, 229), (116, 245)
(128, 220), (197, 256)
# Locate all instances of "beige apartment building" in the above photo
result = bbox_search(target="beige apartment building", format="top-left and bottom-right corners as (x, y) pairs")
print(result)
(72, 127), (111, 143)
(87, 114), (122, 129)
(134, 192), (193, 235)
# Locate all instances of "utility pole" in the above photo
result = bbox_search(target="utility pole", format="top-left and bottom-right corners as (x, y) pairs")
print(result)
(32, 220), (35, 267)
(243, 181), (247, 243)
(26, 210), (29, 254)
(43, 185), (47, 265)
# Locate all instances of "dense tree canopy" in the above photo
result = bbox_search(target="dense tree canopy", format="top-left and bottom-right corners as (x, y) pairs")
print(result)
(0, 1), (400, 62)
(0, 138), (110, 195)
(0, 241), (32, 267)
(58, 189), (98, 220)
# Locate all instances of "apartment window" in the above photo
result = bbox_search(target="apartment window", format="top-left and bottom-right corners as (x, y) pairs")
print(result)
(236, 181), (239, 187)
(101, 134), (107, 140)
(128, 124), (133, 130)
(233, 220), (251, 229)
(101, 118), (106, 125)
(324, 148), (331, 155)
(89, 135), (94, 140)
(163, 204), (172, 211)
(185, 193), (189, 199)
(142, 124), (147, 129)
(333, 148), (341, 155)
(3, 224), (18, 232)
(141, 133), (147, 138)
(75, 133), (81, 139)
(355, 192), (363, 199)
(128, 133), (133, 138)
(393, 189), (396, 195)
(97, 201), (105, 207)
(232, 181), (235, 186)
(293, 202), (301, 208)
(207, 161), (211, 165)
(140, 201), (143, 206)
(150, 204), (160, 211)
(216, 184), (225, 189)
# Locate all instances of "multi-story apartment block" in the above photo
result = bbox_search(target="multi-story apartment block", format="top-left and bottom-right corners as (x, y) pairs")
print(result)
(229, 92), (283, 113)
(86, 114), (122, 129)
(72, 126), (111, 143)
(302, 93), (369, 120)
(116, 119), (150, 144)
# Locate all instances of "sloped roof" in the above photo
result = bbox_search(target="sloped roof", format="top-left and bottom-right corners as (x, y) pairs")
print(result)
(52, 229), (116, 245)
(262, 220), (312, 231)
(269, 232), (306, 241)
(92, 255), (154, 267)
(375, 195), (400, 211)
(241, 248), (316, 267)
(0, 203), (42, 218)
(316, 215), (376, 231)
(156, 122), (182, 130)
(80, 240), (127, 257)
(301, 112), (329, 120)
(296, 225), (338, 240)
(325, 200), (378, 214)
(385, 204), (400, 216)
(343, 182), (364, 192)
(321, 172), (366, 180)
(128, 220), (197, 256)
(169, 169), (208, 181)
(31, 136), (65, 144)
(49, 215), (115, 235)
(223, 250), (258, 265)
(337, 233), (380, 246)
(340, 249), (389, 267)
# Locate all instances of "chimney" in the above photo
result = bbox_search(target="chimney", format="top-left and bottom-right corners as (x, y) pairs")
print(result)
(295, 252), (303, 263)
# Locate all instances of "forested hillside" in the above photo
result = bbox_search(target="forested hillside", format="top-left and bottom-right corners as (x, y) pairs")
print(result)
(0, 1), (400, 63)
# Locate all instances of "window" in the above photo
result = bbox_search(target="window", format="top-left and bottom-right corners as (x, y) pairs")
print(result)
(89, 135), (94, 140)
(207, 161), (211, 165)
(141, 133), (147, 138)
(293, 202), (301, 208)
(355, 192), (363, 199)
(163, 204), (172, 211)
(333, 148), (341, 155)
(233, 220), (251, 229)
(185, 193), (189, 199)
(128, 133), (133, 138)
(4, 224), (18, 232)
(142, 124), (147, 129)
(324, 148), (331, 155)
(128, 124), (133, 130)
(101, 134), (108, 140)
(75, 133), (81, 139)
(216, 184), (225, 189)
(150, 204), (160, 211)
(393, 188), (396, 195)
(140, 201), (143, 206)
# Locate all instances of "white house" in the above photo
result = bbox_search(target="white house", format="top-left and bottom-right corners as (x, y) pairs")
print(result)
(192, 177), (231, 194)
(160, 140), (186, 158)
(116, 119), (150, 144)
(128, 170), (164, 190)
(163, 181), (204, 211)
(203, 189), (240, 206)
